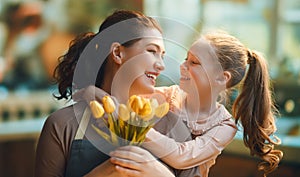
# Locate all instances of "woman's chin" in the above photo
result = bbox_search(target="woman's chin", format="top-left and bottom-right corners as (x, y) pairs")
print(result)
(130, 85), (155, 96)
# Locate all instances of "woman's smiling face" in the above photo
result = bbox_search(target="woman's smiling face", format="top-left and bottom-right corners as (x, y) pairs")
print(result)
(112, 28), (165, 97)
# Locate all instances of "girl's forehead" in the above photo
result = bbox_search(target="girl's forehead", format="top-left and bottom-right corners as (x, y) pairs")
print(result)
(189, 38), (219, 64)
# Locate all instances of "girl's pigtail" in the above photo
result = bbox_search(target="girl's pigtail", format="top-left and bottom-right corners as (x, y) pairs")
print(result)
(53, 32), (95, 100)
(232, 49), (283, 176)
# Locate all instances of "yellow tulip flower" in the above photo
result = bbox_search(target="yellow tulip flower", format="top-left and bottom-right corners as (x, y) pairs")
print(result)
(150, 98), (159, 110)
(118, 104), (130, 121)
(102, 96), (116, 113)
(155, 102), (169, 118)
(89, 100), (104, 118)
(139, 98), (152, 118)
(141, 98), (158, 121)
(128, 95), (143, 113)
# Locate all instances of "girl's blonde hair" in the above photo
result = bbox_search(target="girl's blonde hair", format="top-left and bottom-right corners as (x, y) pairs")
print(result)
(204, 31), (283, 176)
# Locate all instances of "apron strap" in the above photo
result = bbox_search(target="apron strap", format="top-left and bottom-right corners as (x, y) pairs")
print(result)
(75, 107), (91, 140)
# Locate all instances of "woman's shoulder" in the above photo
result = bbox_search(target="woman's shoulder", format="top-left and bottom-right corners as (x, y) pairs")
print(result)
(46, 105), (74, 124)
(44, 102), (86, 129)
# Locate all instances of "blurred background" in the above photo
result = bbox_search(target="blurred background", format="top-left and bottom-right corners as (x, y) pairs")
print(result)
(0, 0), (299, 176)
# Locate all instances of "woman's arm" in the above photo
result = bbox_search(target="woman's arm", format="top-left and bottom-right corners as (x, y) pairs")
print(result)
(35, 107), (128, 177)
(142, 119), (237, 169)
(110, 146), (175, 177)
(35, 114), (69, 177)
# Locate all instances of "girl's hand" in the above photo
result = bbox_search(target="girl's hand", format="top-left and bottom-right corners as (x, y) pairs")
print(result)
(110, 146), (175, 177)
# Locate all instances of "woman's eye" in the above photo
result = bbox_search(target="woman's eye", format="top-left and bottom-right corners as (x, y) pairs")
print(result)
(148, 49), (157, 54)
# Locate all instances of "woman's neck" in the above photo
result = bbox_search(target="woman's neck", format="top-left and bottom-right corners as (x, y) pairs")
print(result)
(100, 59), (119, 95)
(100, 70), (113, 95)
(101, 80), (112, 95)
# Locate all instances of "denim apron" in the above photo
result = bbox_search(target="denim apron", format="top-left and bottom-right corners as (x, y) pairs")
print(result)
(65, 108), (110, 177)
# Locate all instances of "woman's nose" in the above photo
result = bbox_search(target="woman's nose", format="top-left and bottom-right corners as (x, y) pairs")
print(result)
(154, 60), (165, 71)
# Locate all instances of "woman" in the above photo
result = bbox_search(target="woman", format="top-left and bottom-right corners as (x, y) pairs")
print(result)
(35, 10), (184, 177)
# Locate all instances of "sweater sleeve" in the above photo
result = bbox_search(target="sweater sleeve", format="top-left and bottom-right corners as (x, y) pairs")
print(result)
(34, 106), (78, 177)
(143, 118), (237, 169)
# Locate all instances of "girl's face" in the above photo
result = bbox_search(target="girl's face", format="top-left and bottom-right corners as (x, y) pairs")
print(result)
(179, 38), (224, 105)
(112, 28), (165, 97)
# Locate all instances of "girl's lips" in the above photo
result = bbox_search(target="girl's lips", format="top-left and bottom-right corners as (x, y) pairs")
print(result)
(180, 76), (191, 80)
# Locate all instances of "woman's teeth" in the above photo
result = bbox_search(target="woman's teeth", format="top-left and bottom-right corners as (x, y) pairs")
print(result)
(146, 73), (157, 80)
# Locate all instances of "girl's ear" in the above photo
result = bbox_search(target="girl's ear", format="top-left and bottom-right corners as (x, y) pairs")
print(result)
(216, 71), (231, 87)
(110, 42), (123, 65)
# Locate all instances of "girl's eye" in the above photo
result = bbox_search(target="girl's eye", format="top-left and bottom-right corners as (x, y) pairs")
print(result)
(189, 59), (201, 65)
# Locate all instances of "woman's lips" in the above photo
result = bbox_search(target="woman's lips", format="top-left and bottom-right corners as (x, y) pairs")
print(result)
(145, 71), (159, 84)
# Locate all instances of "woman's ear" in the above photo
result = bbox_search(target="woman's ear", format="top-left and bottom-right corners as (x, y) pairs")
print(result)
(216, 71), (231, 86)
(110, 42), (123, 65)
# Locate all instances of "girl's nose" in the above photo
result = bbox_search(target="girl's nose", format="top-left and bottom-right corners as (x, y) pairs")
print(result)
(180, 61), (188, 70)
(154, 60), (165, 71)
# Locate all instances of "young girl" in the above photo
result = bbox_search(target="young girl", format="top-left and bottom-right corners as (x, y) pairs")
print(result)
(109, 31), (283, 177)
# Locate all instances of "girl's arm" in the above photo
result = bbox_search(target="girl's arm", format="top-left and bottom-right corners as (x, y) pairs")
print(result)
(142, 119), (237, 169)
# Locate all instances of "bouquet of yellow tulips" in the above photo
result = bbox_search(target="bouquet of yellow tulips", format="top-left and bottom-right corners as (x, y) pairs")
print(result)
(89, 95), (169, 146)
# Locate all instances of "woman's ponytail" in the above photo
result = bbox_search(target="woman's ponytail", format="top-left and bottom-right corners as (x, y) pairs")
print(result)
(232, 50), (283, 176)
(53, 32), (95, 100)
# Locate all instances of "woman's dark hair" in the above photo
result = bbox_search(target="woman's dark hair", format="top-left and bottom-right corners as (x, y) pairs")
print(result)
(54, 10), (162, 100)
(204, 31), (283, 177)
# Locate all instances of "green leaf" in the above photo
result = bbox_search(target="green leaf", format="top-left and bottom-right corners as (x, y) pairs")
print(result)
(136, 126), (152, 143)
(118, 118), (125, 138)
(92, 124), (112, 144)
(130, 130), (137, 145)
(108, 114), (119, 146)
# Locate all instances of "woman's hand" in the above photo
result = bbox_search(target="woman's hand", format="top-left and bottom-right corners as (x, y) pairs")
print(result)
(84, 159), (128, 177)
(110, 146), (175, 177)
